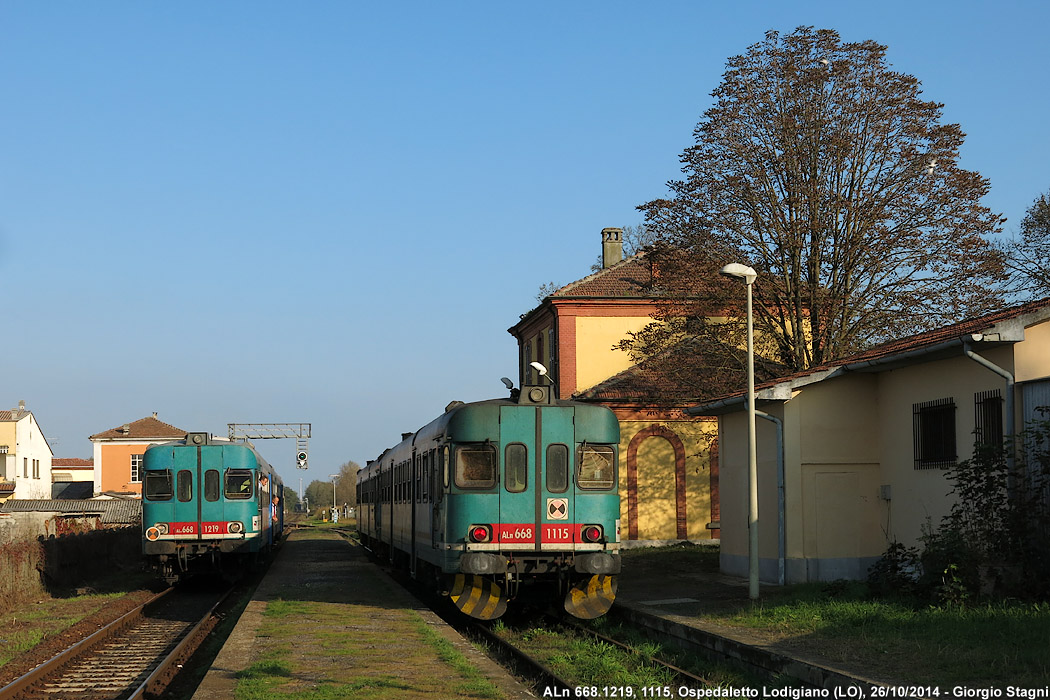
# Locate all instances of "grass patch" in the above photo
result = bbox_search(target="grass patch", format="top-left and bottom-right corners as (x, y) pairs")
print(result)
(410, 614), (503, 699)
(0, 590), (126, 667)
(713, 583), (1050, 685)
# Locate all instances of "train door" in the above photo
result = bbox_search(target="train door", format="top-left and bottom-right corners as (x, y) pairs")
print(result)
(200, 446), (224, 538)
(431, 447), (446, 549)
(538, 406), (576, 547)
(170, 446), (200, 542)
(498, 406), (538, 547)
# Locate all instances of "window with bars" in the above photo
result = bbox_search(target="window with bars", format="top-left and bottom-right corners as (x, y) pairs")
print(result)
(974, 389), (1004, 448)
(131, 454), (143, 483)
(913, 397), (957, 469)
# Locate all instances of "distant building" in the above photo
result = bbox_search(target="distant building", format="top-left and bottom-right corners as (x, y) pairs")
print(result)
(0, 401), (54, 501)
(89, 413), (186, 497)
(51, 458), (95, 499)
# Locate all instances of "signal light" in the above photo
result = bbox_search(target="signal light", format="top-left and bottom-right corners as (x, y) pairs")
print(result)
(581, 525), (603, 543)
(296, 451), (308, 468)
(469, 525), (492, 543)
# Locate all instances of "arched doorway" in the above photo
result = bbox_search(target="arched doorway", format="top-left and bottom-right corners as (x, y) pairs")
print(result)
(626, 425), (687, 540)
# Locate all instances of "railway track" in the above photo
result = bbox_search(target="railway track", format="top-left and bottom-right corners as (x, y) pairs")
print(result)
(463, 609), (737, 695)
(0, 584), (233, 700)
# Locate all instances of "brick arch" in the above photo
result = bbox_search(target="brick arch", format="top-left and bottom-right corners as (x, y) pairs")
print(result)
(626, 424), (687, 540)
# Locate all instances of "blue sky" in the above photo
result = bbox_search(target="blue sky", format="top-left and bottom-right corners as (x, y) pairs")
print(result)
(3, 1), (1048, 490)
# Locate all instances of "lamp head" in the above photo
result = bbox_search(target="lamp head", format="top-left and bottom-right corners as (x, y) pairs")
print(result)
(529, 361), (549, 377)
(719, 263), (757, 285)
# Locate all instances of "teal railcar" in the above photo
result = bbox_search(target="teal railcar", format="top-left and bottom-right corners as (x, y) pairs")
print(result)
(357, 382), (620, 619)
(142, 432), (284, 582)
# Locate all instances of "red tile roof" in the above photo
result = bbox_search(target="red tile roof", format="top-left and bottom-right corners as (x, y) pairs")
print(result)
(53, 458), (94, 467)
(704, 296), (1050, 406)
(89, 416), (187, 441)
(551, 252), (655, 298)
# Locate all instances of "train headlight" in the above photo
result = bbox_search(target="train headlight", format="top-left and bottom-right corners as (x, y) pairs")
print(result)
(228, 521), (244, 534)
(156, 523), (169, 536)
(468, 525), (492, 543)
(581, 525), (603, 543)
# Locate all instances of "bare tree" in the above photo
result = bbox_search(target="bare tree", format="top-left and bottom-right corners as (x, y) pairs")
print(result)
(633, 27), (1006, 372)
(999, 190), (1050, 298)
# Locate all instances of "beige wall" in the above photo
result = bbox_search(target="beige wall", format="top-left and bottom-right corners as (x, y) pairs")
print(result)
(719, 344), (1025, 583)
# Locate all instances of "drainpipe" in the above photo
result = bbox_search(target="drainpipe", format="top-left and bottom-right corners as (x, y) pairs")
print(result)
(754, 408), (785, 586)
(963, 339), (1015, 476)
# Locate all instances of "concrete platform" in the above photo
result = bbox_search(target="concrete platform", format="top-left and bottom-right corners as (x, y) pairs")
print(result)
(190, 528), (532, 699)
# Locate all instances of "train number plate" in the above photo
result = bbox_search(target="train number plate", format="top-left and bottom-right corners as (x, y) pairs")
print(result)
(496, 525), (535, 542)
(200, 522), (228, 535)
(168, 522), (198, 535)
(541, 524), (582, 543)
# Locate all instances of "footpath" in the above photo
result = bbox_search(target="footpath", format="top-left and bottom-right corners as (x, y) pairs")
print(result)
(190, 528), (532, 699)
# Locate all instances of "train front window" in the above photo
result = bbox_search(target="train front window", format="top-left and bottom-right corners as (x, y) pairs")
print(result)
(577, 444), (616, 490)
(177, 470), (193, 502)
(225, 469), (254, 500)
(454, 444), (496, 489)
(546, 444), (568, 493)
(144, 470), (173, 501)
(505, 443), (527, 493)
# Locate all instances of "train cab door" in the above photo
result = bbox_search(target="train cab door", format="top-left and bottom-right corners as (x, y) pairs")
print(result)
(171, 446), (201, 543)
(498, 406), (539, 548)
(200, 446), (225, 538)
(536, 406), (576, 548)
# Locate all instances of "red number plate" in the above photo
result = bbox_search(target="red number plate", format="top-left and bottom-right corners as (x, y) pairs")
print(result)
(169, 522), (197, 535)
(201, 522), (228, 535)
(541, 524), (582, 543)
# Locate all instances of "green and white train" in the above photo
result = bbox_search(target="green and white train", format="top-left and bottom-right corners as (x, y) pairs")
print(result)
(357, 381), (622, 619)
(142, 433), (284, 582)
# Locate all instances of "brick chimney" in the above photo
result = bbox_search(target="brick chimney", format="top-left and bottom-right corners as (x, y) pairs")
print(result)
(601, 228), (623, 269)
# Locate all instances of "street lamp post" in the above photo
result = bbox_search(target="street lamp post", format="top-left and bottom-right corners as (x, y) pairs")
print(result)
(720, 262), (760, 600)
(329, 474), (338, 520)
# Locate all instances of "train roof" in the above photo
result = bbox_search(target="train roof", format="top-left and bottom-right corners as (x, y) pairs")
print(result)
(359, 392), (617, 479)
(143, 433), (280, 483)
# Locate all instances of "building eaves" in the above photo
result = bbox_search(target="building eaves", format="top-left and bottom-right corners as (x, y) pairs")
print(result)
(688, 296), (1050, 416)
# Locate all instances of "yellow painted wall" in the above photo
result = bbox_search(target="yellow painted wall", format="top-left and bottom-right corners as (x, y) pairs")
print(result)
(1016, 319), (1050, 383)
(617, 418), (718, 541)
(0, 423), (14, 452)
(574, 316), (654, 393)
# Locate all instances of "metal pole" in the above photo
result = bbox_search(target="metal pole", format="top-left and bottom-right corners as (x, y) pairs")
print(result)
(745, 278), (759, 600)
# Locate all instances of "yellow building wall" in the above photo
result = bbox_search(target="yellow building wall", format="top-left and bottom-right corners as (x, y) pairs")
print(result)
(574, 316), (655, 393)
(0, 423), (14, 452)
(617, 418), (718, 542)
(1016, 319), (1050, 382)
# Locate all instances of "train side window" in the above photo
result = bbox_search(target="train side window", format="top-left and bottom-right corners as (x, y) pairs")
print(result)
(422, 452), (430, 502)
(225, 469), (254, 500)
(177, 469), (193, 502)
(441, 447), (450, 490)
(577, 444), (616, 490)
(546, 444), (569, 493)
(144, 470), (174, 501)
(454, 444), (496, 489)
(204, 469), (220, 501)
(505, 443), (527, 493)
